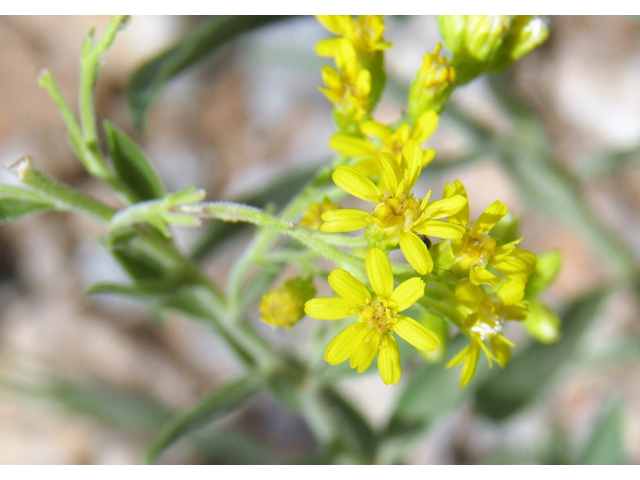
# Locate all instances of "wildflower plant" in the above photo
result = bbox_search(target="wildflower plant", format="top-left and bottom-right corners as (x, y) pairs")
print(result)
(0, 15), (582, 464)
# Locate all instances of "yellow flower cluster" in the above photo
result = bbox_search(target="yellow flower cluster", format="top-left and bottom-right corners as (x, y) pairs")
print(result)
(304, 138), (540, 386)
(316, 15), (391, 135)
(297, 15), (555, 387)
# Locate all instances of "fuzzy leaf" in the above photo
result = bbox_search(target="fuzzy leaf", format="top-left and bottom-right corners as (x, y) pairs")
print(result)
(104, 121), (165, 202)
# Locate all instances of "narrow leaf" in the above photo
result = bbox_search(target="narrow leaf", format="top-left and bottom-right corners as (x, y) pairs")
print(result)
(0, 185), (55, 223)
(104, 121), (165, 202)
(579, 396), (625, 465)
(144, 376), (264, 464)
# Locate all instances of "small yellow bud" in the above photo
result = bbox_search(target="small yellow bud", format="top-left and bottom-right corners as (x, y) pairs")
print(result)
(260, 277), (316, 329)
(408, 43), (456, 118)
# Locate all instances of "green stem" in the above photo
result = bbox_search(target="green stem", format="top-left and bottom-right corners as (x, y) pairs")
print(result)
(10, 156), (116, 223)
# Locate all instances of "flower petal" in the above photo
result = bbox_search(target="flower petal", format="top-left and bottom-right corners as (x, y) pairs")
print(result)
(330, 135), (377, 157)
(460, 340), (481, 387)
(393, 315), (440, 351)
(305, 298), (359, 320)
(360, 120), (393, 142)
(316, 15), (347, 35)
(496, 280), (525, 305)
(421, 194), (467, 219)
(470, 201), (507, 235)
(490, 334), (513, 368)
(412, 219), (465, 239)
(401, 139), (423, 190)
(350, 329), (380, 373)
(399, 231), (433, 275)
(443, 180), (469, 226)
(411, 111), (438, 143)
(332, 166), (381, 203)
(365, 248), (394, 299)
(325, 323), (364, 365)
(314, 37), (344, 57)
(455, 279), (484, 307)
(390, 277), (425, 312)
(320, 209), (375, 232)
(328, 269), (371, 305)
(378, 153), (402, 194)
(469, 265), (500, 286)
(378, 334), (401, 385)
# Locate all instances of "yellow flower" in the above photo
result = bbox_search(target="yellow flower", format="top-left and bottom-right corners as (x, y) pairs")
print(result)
(329, 111), (439, 177)
(304, 248), (440, 385)
(408, 42), (456, 118)
(260, 277), (316, 329)
(315, 15), (392, 60)
(321, 140), (467, 275)
(446, 279), (527, 387)
(319, 38), (371, 124)
(444, 179), (537, 286)
(299, 198), (340, 230)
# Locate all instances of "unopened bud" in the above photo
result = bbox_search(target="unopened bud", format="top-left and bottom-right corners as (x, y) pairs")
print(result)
(260, 277), (316, 329)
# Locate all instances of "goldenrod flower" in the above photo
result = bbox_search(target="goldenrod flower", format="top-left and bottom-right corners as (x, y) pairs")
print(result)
(319, 39), (372, 125)
(260, 277), (316, 329)
(446, 279), (527, 387)
(444, 179), (537, 286)
(408, 43), (456, 118)
(304, 248), (440, 385)
(299, 198), (340, 230)
(321, 140), (467, 275)
(329, 111), (439, 177)
(315, 15), (392, 60)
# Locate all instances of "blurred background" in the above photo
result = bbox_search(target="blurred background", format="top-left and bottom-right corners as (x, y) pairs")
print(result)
(0, 15), (639, 464)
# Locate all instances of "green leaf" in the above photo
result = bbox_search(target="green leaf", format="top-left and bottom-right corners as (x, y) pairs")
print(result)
(104, 121), (165, 202)
(322, 387), (377, 462)
(190, 427), (282, 465)
(579, 396), (625, 465)
(474, 289), (610, 421)
(0, 185), (55, 223)
(144, 375), (265, 464)
(2, 375), (171, 433)
(128, 15), (291, 132)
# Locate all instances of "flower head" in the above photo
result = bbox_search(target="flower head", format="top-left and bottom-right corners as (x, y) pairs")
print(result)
(446, 279), (527, 387)
(444, 179), (537, 286)
(305, 248), (440, 384)
(321, 140), (467, 274)
(319, 39), (372, 127)
(316, 15), (392, 60)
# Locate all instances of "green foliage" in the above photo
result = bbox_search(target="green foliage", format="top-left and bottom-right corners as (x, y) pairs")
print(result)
(0, 185), (55, 223)
(579, 396), (625, 465)
(104, 121), (166, 202)
(144, 375), (265, 464)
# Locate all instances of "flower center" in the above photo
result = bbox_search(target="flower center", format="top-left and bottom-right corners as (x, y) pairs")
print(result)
(470, 299), (504, 340)
(359, 299), (395, 334)
(456, 233), (497, 270)
(373, 192), (422, 232)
